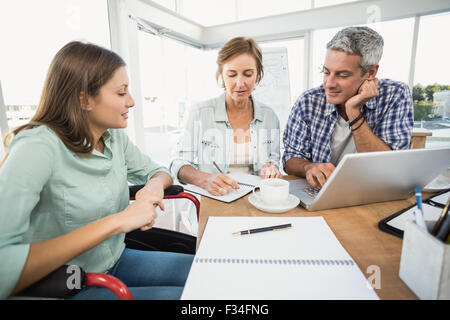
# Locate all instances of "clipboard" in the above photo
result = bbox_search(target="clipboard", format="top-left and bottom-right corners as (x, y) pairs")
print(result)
(378, 188), (450, 238)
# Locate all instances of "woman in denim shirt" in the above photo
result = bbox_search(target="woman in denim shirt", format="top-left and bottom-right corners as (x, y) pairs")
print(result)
(170, 37), (281, 197)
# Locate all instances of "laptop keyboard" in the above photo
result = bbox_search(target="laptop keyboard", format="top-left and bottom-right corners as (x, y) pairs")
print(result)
(303, 185), (320, 198)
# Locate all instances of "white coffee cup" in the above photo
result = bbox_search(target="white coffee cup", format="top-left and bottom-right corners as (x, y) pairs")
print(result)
(253, 178), (290, 206)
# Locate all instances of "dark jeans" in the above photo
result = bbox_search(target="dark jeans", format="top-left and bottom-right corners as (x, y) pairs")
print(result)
(68, 248), (194, 300)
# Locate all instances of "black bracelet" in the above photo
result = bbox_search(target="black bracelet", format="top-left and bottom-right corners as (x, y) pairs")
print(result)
(348, 113), (364, 127)
(351, 117), (365, 131)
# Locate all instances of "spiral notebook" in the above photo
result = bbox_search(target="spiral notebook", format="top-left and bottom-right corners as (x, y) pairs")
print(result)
(183, 173), (262, 203)
(181, 216), (379, 300)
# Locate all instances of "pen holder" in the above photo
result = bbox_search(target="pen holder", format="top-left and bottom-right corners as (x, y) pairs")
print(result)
(399, 220), (450, 300)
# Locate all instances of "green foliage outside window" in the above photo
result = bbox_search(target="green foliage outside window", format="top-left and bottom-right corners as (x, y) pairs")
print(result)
(413, 83), (450, 121)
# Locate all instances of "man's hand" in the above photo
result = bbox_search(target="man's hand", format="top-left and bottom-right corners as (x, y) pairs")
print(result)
(345, 78), (378, 115)
(304, 162), (335, 189)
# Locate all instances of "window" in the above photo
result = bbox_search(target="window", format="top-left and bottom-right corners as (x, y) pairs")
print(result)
(414, 13), (450, 86)
(137, 30), (221, 166)
(311, 27), (341, 88)
(366, 18), (414, 84)
(0, 0), (111, 129)
(413, 12), (450, 148)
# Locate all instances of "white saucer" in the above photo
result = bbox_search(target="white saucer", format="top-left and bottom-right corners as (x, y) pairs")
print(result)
(248, 192), (300, 213)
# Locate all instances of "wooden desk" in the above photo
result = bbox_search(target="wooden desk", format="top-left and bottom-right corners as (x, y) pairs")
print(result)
(411, 131), (432, 149)
(196, 178), (426, 300)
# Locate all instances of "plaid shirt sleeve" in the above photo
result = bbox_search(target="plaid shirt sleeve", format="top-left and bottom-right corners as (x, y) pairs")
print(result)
(282, 94), (312, 167)
(373, 81), (414, 150)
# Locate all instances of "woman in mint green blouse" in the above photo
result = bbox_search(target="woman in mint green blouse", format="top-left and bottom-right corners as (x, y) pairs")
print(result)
(0, 41), (193, 299)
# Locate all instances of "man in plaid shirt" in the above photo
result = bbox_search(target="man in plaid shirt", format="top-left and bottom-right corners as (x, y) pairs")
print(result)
(283, 26), (413, 189)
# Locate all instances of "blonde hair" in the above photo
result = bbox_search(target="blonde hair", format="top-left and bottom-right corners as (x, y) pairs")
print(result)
(1, 41), (125, 166)
(216, 37), (264, 87)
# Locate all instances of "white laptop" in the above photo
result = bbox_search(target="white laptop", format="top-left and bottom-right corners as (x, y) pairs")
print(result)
(290, 147), (450, 211)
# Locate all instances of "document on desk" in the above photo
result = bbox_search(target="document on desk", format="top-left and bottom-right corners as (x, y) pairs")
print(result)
(181, 216), (379, 300)
(386, 203), (444, 231)
(379, 190), (450, 237)
(183, 173), (262, 203)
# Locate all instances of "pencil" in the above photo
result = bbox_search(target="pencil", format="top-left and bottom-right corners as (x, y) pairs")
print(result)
(432, 196), (450, 236)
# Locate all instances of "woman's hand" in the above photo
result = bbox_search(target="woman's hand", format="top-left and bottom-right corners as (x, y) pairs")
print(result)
(136, 180), (165, 211)
(258, 162), (282, 179)
(178, 165), (239, 196)
(115, 176), (168, 233)
(117, 195), (159, 232)
(205, 173), (240, 196)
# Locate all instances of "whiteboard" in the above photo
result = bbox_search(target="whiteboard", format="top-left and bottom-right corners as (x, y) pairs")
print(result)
(252, 47), (291, 131)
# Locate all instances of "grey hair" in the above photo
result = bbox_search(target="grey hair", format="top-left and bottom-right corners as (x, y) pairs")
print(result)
(326, 26), (384, 75)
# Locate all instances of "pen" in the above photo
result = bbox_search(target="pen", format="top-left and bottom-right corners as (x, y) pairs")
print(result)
(212, 161), (239, 193)
(232, 223), (292, 235)
(414, 188), (427, 230)
(212, 161), (224, 174)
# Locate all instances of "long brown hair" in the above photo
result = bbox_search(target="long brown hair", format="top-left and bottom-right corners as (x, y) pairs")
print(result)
(216, 37), (264, 87)
(1, 41), (125, 165)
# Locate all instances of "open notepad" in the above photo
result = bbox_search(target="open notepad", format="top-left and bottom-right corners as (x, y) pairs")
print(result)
(183, 173), (262, 203)
(181, 216), (379, 300)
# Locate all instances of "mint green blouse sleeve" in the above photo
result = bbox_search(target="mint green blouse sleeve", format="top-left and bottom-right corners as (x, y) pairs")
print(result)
(0, 132), (54, 298)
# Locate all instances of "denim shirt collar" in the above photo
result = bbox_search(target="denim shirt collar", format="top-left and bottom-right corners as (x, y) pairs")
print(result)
(214, 92), (263, 123)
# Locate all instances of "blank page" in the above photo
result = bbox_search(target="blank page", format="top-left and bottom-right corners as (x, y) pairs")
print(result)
(181, 216), (379, 300)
